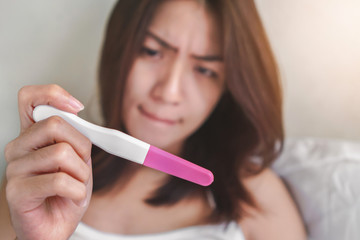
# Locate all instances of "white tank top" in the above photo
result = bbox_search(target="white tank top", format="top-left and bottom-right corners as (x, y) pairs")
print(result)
(70, 221), (245, 240)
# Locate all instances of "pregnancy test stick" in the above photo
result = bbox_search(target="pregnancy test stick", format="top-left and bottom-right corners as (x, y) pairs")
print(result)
(32, 105), (213, 186)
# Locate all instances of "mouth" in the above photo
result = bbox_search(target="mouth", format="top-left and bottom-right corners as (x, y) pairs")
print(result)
(138, 105), (180, 125)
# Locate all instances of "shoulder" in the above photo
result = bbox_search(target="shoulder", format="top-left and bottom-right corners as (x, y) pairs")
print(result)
(239, 168), (306, 240)
(242, 168), (288, 207)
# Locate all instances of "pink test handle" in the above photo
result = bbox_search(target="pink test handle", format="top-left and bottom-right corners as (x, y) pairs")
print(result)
(144, 146), (214, 186)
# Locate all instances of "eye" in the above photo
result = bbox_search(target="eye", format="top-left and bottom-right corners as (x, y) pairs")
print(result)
(195, 66), (218, 79)
(141, 46), (161, 58)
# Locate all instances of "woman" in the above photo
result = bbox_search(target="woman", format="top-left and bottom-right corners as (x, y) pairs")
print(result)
(1, 0), (306, 239)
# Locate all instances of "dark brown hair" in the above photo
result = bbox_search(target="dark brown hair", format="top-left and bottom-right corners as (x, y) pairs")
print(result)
(92, 0), (283, 223)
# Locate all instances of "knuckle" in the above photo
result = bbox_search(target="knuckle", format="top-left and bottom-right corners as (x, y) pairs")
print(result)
(77, 183), (87, 201)
(5, 179), (19, 203)
(47, 84), (62, 98)
(5, 161), (15, 180)
(80, 138), (92, 161)
(74, 158), (91, 184)
(5, 181), (14, 201)
(53, 172), (67, 189)
(45, 116), (65, 133)
(82, 164), (91, 183)
(4, 140), (14, 163)
(17, 85), (31, 104)
(52, 142), (71, 160)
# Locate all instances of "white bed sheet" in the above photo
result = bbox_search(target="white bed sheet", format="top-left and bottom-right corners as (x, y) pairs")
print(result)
(272, 138), (360, 240)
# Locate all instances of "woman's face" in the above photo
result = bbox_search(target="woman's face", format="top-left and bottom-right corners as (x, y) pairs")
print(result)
(122, 0), (225, 154)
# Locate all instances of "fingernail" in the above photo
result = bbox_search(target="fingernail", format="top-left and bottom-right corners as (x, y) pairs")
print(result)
(68, 96), (84, 111)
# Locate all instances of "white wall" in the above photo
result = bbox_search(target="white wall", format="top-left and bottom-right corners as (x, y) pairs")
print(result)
(1, 0), (359, 177)
(0, 0), (116, 177)
(256, 0), (360, 140)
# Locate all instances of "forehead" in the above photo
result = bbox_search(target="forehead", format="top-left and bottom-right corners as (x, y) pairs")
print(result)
(148, 0), (222, 55)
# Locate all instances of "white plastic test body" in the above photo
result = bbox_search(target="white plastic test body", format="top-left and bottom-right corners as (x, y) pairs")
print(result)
(33, 105), (149, 164)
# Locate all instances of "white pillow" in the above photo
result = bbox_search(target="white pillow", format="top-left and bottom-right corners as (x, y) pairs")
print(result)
(272, 138), (360, 240)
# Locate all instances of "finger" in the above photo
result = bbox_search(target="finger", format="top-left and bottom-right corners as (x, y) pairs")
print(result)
(6, 172), (87, 212)
(18, 84), (84, 132)
(6, 116), (92, 163)
(6, 143), (91, 185)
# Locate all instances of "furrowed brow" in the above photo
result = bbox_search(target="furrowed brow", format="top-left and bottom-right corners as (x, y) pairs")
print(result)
(192, 54), (223, 62)
(146, 31), (177, 52)
(146, 31), (223, 62)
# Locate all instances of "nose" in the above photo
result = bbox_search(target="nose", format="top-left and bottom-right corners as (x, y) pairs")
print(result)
(151, 59), (184, 105)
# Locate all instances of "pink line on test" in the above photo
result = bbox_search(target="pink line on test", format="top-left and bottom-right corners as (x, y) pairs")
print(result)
(143, 145), (214, 186)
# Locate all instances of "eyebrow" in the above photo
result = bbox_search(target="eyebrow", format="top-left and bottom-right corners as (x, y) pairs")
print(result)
(146, 31), (177, 52)
(192, 54), (223, 62)
(146, 31), (223, 62)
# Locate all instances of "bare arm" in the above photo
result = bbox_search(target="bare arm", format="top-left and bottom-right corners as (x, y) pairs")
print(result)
(239, 169), (307, 240)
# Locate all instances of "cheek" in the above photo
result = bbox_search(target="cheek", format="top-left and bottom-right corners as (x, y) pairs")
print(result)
(122, 62), (150, 125)
(124, 61), (154, 105)
(192, 79), (223, 111)
(186, 84), (223, 126)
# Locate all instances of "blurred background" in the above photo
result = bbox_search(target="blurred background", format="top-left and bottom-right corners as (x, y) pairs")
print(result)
(1, 0), (359, 178)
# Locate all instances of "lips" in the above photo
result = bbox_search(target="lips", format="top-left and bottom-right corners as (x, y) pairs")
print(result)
(138, 105), (180, 125)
